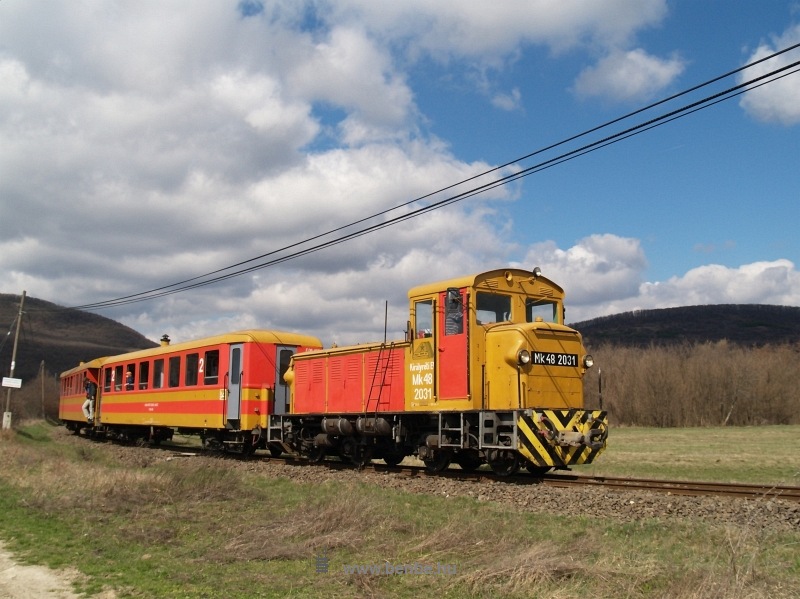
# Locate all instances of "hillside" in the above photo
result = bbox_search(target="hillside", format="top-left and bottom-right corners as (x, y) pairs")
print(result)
(571, 304), (800, 348)
(0, 293), (157, 382)
(3, 293), (799, 385)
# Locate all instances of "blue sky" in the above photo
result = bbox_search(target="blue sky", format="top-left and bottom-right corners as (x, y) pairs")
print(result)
(0, 1), (798, 347)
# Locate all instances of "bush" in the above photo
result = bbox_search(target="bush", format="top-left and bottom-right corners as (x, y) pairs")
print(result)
(584, 341), (800, 426)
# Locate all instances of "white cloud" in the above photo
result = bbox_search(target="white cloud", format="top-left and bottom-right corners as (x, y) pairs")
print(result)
(0, 1), (796, 351)
(326, 0), (668, 60)
(568, 259), (800, 323)
(491, 88), (523, 112)
(516, 234), (648, 305)
(738, 24), (800, 125)
(574, 49), (685, 102)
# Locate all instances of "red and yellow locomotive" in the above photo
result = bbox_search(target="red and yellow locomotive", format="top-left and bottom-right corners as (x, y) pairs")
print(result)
(269, 267), (607, 474)
(60, 268), (608, 474)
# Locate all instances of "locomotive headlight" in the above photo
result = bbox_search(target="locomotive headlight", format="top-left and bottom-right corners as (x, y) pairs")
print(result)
(583, 354), (594, 368)
(517, 349), (531, 365)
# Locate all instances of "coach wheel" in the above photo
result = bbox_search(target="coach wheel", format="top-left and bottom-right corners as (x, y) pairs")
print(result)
(487, 450), (519, 476)
(525, 464), (551, 477)
(268, 444), (283, 458)
(454, 449), (482, 472)
(423, 449), (452, 473)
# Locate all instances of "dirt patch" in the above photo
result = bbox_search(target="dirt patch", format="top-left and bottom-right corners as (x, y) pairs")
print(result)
(0, 542), (117, 599)
(0, 542), (82, 599)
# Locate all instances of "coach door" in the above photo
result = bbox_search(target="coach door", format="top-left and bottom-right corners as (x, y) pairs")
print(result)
(226, 343), (243, 427)
(273, 346), (295, 415)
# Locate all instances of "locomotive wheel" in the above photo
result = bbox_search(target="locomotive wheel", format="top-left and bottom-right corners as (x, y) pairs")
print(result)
(268, 445), (283, 458)
(487, 450), (520, 476)
(423, 450), (452, 473)
(307, 445), (326, 463)
(525, 464), (551, 476)
(454, 450), (482, 472)
(382, 452), (405, 467)
(351, 445), (373, 468)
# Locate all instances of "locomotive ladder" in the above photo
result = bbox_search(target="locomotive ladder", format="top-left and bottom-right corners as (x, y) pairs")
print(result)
(364, 342), (394, 416)
(364, 301), (392, 417)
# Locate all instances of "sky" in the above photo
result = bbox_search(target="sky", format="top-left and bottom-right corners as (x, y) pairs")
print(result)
(1, 0), (799, 348)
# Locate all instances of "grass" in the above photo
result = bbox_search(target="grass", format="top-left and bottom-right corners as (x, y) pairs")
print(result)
(579, 425), (800, 485)
(0, 422), (798, 598)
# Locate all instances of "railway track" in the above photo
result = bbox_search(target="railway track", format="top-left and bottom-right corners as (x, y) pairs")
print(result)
(539, 473), (800, 502)
(117, 438), (800, 504)
(266, 453), (800, 503)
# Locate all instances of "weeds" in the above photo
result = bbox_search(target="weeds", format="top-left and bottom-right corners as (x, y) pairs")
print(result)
(0, 423), (799, 598)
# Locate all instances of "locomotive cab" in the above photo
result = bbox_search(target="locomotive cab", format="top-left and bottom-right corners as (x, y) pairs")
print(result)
(406, 267), (591, 413)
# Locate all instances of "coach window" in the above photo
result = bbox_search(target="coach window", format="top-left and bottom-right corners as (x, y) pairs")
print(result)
(415, 299), (434, 338)
(526, 299), (557, 324)
(185, 353), (199, 386)
(204, 350), (219, 385)
(476, 292), (511, 325)
(104, 369), (112, 392)
(153, 359), (164, 389)
(139, 361), (150, 390)
(168, 356), (181, 388)
(114, 365), (123, 391)
(278, 349), (293, 388)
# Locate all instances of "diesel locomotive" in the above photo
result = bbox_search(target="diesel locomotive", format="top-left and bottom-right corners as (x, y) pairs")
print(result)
(60, 268), (608, 475)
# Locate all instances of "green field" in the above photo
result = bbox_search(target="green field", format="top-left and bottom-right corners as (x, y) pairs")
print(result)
(578, 425), (800, 485)
(0, 423), (798, 598)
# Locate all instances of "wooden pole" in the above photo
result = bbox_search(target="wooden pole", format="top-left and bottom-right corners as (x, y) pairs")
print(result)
(3, 290), (26, 429)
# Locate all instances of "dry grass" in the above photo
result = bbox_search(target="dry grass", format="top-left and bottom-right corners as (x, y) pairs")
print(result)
(1, 424), (799, 599)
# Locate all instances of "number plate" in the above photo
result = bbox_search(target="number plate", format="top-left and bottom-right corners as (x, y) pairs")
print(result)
(532, 352), (578, 367)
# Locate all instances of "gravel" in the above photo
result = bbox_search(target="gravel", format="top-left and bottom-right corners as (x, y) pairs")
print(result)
(64, 428), (800, 534)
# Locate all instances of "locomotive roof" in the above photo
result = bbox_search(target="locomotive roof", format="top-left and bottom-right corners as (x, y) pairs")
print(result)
(407, 268), (565, 298)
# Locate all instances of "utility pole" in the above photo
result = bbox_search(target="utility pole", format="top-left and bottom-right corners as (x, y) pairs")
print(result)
(3, 290), (26, 430)
(40, 360), (46, 419)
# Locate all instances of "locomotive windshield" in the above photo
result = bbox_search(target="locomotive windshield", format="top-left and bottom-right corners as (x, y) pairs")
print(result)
(476, 292), (511, 324)
(526, 298), (558, 323)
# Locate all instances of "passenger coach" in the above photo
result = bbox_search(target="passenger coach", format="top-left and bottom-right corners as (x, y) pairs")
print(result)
(60, 330), (322, 450)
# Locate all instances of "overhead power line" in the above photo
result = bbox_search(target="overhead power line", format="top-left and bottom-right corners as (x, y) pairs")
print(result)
(65, 43), (800, 311)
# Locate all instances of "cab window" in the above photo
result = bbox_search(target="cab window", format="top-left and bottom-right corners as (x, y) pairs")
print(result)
(476, 292), (511, 324)
(415, 299), (434, 338)
(444, 289), (464, 335)
(526, 299), (558, 323)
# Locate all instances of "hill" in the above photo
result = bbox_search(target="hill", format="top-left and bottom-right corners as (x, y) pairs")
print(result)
(3, 294), (799, 384)
(571, 304), (800, 348)
(0, 293), (157, 383)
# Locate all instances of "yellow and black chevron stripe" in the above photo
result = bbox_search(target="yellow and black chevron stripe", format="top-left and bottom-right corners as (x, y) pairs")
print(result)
(517, 409), (608, 467)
